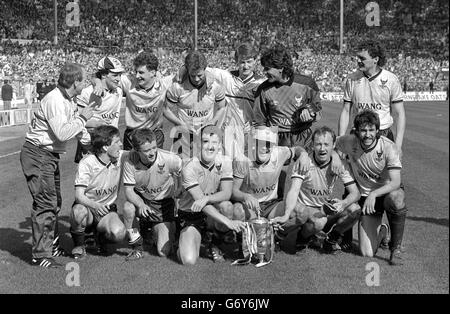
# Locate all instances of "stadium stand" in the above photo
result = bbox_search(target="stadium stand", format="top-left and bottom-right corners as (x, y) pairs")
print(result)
(0, 0), (448, 94)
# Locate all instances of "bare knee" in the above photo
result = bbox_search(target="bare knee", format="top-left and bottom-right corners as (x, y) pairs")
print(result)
(218, 201), (234, 219)
(345, 203), (361, 219)
(386, 190), (406, 212)
(233, 203), (245, 221)
(178, 250), (198, 265)
(123, 201), (136, 217)
(71, 204), (89, 226)
(312, 217), (327, 232)
(108, 225), (126, 242)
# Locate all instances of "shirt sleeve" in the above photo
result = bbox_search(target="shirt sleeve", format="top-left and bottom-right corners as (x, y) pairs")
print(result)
(214, 83), (225, 103)
(122, 155), (137, 186)
(339, 159), (356, 187)
(386, 142), (402, 170)
(278, 146), (294, 166)
(160, 74), (176, 91)
(253, 88), (268, 126)
(182, 161), (199, 191)
(232, 158), (248, 179)
(220, 156), (233, 181)
(307, 78), (322, 114)
(165, 83), (179, 104)
(45, 95), (86, 142)
(74, 160), (91, 188)
(343, 77), (353, 104)
(76, 87), (91, 108)
(206, 67), (231, 88)
(390, 74), (404, 104)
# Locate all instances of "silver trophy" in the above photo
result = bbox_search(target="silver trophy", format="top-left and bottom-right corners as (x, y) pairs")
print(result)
(232, 216), (275, 268)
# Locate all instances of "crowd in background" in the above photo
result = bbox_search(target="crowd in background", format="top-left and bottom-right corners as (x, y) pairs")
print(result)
(1, 0), (449, 96)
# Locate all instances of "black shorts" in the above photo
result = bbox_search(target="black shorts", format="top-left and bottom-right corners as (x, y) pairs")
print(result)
(140, 197), (176, 225)
(259, 199), (283, 218)
(278, 128), (313, 150)
(73, 202), (118, 225)
(177, 210), (207, 234)
(358, 195), (386, 216)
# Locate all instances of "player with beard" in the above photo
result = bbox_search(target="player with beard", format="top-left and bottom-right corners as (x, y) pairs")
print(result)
(177, 125), (246, 265)
(70, 125), (128, 259)
(336, 110), (406, 265)
(337, 41), (406, 252)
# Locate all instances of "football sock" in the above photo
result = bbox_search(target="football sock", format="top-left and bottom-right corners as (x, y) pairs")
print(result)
(342, 228), (353, 244)
(386, 206), (407, 250)
(127, 228), (143, 249)
(70, 228), (85, 247)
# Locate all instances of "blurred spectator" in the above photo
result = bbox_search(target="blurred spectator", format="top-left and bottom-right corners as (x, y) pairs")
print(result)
(23, 78), (35, 107)
(1, 79), (13, 110)
(0, 0), (448, 93)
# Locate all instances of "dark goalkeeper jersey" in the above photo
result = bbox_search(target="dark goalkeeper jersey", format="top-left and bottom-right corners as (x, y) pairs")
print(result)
(253, 74), (322, 133)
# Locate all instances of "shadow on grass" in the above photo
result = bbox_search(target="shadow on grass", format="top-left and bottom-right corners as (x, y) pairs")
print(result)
(0, 227), (31, 263)
(0, 216), (73, 264)
(407, 216), (449, 227)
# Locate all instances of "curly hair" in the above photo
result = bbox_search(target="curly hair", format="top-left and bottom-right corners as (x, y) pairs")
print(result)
(357, 40), (386, 67)
(133, 51), (159, 71)
(260, 44), (294, 78)
(353, 110), (380, 131)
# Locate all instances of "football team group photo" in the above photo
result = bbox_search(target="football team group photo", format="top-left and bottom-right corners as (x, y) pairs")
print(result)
(0, 0), (448, 296)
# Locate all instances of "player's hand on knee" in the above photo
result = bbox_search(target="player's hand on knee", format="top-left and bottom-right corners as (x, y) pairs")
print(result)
(94, 204), (109, 217)
(362, 194), (376, 215)
(270, 215), (289, 231)
(192, 197), (208, 212)
(139, 204), (152, 218)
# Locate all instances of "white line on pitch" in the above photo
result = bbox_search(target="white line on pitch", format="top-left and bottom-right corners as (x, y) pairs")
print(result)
(0, 151), (20, 159)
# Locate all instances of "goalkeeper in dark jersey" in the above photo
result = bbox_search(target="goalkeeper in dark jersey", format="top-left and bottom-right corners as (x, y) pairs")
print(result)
(253, 43), (322, 150)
